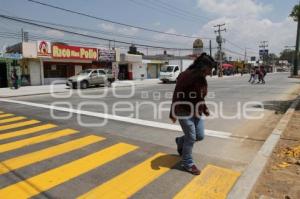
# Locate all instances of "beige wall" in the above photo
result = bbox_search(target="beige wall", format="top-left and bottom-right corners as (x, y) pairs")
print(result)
(28, 60), (41, 85)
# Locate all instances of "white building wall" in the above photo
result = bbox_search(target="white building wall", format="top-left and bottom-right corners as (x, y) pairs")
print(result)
(29, 60), (41, 85)
(132, 63), (147, 80)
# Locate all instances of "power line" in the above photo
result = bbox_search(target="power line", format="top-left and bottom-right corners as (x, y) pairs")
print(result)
(0, 15), (194, 47)
(0, 15), (209, 50)
(0, 14), (199, 50)
(27, 0), (211, 39)
(151, 0), (211, 21)
(127, 0), (205, 23)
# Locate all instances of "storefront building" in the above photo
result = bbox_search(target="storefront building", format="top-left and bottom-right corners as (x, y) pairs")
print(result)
(0, 52), (22, 88)
(7, 41), (119, 85)
(142, 59), (166, 79)
(119, 53), (144, 80)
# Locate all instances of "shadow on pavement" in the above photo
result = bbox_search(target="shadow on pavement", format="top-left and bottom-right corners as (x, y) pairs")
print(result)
(254, 100), (294, 114)
(150, 154), (184, 172)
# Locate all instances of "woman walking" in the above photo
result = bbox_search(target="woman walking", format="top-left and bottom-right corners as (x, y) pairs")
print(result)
(169, 53), (216, 175)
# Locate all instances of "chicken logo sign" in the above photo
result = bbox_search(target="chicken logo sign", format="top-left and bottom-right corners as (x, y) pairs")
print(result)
(37, 41), (51, 57)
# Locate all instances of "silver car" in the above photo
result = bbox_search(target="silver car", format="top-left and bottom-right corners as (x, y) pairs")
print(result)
(66, 69), (114, 89)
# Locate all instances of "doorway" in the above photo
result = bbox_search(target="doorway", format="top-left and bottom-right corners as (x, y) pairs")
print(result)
(118, 64), (128, 80)
(0, 63), (8, 88)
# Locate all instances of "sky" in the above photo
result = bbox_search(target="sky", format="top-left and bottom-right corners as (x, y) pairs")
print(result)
(0, 0), (299, 59)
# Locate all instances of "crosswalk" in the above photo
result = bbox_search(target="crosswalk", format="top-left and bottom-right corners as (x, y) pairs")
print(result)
(0, 111), (240, 199)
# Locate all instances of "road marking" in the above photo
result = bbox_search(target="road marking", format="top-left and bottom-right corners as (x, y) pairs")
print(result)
(78, 153), (179, 199)
(0, 99), (232, 139)
(0, 116), (26, 124)
(0, 120), (41, 131)
(0, 143), (138, 199)
(0, 113), (14, 118)
(0, 124), (57, 141)
(0, 135), (105, 175)
(0, 129), (78, 153)
(173, 164), (240, 199)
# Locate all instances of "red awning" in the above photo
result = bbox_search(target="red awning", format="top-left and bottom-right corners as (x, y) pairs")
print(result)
(222, 63), (234, 69)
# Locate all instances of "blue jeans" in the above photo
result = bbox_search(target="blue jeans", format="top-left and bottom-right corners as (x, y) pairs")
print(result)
(177, 116), (205, 167)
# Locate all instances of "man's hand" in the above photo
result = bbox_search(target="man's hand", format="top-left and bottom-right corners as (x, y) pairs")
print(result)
(204, 109), (210, 117)
(170, 117), (177, 123)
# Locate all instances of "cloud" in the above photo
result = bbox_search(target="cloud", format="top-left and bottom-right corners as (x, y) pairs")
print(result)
(153, 21), (161, 26)
(45, 30), (64, 38)
(197, 0), (272, 18)
(98, 23), (139, 36)
(192, 0), (296, 57)
(197, 16), (297, 57)
(153, 28), (194, 45)
(99, 23), (115, 32)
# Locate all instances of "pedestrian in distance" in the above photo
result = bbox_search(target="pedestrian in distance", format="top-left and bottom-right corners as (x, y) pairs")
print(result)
(251, 67), (260, 84)
(169, 53), (216, 175)
(259, 66), (266, 84)
(10, 68), (19, 89)
(248, 68), (255, 83)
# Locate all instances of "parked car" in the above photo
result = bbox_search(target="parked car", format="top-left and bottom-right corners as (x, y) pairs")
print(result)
(66, 69), (115, 89)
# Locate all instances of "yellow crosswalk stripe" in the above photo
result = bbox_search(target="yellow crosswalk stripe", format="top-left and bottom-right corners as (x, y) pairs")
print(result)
(173, 164), (241, 199)
(0, 120), (41, 131)
(0, 114), (14, 118)
(0, 129), (78, 153)
(0, 124), (57, 141)
(0, 143), (138, 199)
(0, 135), (105, 175)
(0, 117), (26, 124)
(78, 153), (180, 199)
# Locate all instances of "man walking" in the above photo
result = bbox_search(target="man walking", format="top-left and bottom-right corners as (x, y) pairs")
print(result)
(169, 53), (216, 175)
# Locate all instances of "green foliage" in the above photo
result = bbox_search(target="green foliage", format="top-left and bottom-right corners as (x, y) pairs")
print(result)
(290, 4), (300, 21)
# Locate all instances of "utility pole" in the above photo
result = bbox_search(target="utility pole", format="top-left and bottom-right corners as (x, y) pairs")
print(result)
(243, 48), (247, 73)
(293, 0), (300, 76)
(209, 40), (212, 57)
(214, 23), (226, 77)
(21, 28), (24, 42)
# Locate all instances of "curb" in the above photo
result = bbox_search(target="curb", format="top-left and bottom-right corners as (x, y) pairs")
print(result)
(228, 95), (300, 199)
(0, 82), (160, 98)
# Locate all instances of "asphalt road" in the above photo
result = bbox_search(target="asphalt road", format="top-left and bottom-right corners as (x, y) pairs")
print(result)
(0, 72), (299, 198)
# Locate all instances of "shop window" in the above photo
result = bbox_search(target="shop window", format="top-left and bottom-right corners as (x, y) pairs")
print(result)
(44, 64), (67, 78)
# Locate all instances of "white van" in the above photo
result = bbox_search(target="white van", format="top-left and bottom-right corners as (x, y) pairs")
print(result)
(159, 65), (180, 83)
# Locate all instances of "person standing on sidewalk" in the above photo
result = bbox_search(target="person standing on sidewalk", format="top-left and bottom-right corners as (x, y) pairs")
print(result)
(169, 53), (216, 175)
(10, 69), (19, 89)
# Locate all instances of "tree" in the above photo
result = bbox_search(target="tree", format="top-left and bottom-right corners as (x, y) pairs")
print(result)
(290, 4), (300, 21)
(280, 49), (295, 64)
(290, 3), (300, 75)
(265, 53), (278, 64)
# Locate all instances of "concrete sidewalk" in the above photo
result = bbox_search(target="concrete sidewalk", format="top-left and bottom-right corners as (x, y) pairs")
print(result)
(0, 79), (161, 98)
(250, 100), (300, 199)
(228, 93), (300, 199)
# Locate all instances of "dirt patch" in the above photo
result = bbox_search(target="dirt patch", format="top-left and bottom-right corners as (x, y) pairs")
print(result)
(250, 104), (300, 199)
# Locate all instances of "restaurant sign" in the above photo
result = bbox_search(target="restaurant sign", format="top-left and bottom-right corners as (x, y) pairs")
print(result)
(52, 44), (98, 60)
(37, 41), (51, 57)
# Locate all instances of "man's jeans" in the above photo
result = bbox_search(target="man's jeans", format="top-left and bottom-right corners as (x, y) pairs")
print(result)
(177, 116), (205, 167)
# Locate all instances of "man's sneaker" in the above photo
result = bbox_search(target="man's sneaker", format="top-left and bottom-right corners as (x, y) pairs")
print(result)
(182, 164), (201, 175)
(175, 137), (182, 156)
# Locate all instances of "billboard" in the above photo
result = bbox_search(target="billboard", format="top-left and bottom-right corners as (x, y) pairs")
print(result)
(98, 49), (116, 62)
